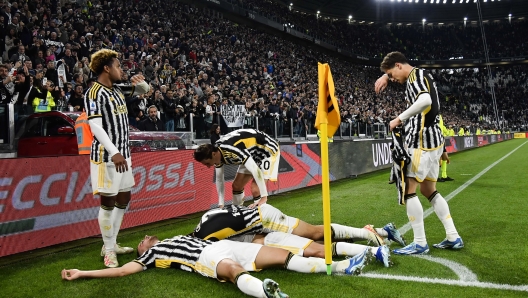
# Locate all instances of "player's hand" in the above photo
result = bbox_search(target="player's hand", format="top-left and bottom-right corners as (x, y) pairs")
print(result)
(130, 74), (145, 86)
(111, 153), (128, 173)
(218, 204), (224, 209)
(62, 269), (81, 280)
(389, 117), (402, 132)
(374, 74), (389, 94)
(248, 196), (267, 208)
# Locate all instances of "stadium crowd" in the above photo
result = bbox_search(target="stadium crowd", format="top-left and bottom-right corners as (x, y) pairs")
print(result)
(1, 0), (526, 141)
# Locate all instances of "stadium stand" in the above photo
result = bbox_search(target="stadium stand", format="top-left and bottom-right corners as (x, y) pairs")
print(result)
(3, 0), (527, 144)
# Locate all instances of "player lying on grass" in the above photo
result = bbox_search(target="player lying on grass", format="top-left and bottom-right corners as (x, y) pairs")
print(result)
(232, 231), (393, 268)
(192, 204), (406, 248)
(62, 235), (373, 298)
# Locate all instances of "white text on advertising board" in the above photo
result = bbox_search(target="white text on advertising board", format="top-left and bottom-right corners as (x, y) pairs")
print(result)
(464, 137), (474, 148)
(0, 162), (195, 213)
(372, 143), (393, 167)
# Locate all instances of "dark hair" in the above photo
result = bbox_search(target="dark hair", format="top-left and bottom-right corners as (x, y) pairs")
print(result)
(193, 144), (217, 162)
(380, 51), (409, 72)
(210, 123), (220, 135)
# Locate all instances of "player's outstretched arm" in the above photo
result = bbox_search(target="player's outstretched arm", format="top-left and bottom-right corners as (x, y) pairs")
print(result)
(61, 262), (143, 280)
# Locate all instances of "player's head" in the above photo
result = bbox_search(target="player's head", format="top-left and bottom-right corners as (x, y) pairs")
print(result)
(380, 51), (410, 84)
(89, 49), (123, 82)
(137, 235), (159, 257)
(193, 144), (221, 168)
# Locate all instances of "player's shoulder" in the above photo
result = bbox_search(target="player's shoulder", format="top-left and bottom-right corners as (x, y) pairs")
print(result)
(85, 82), (107, 100)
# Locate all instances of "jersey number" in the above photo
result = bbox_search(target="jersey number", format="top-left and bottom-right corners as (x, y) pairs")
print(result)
(262, 160), (270, 170)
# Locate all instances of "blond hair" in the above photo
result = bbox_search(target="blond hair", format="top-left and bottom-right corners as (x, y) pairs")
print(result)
(89, 49), (118, 75)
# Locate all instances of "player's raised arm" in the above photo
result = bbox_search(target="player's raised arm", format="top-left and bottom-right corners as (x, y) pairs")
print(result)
(118, 74), (150, 97)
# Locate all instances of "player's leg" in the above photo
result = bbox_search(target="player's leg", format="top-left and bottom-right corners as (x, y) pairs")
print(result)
(420, 183), (463, 249)
(217, 259), (288, 298)
(91, 161), (120, 267)
(293, 221), (384, 246)
(254, 245), (371, 275)
(110, 190), (133, 254)
(232, 171), (253, 205)
(392, 176), (429, 255)
(250, 178), (267, 204)
(109, 158), (135, 255)
(260, 232), (391, 267)
(259, 204), (383, 245)
(98, 194), (118, 267)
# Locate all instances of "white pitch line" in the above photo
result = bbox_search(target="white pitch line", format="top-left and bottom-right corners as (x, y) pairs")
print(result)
(377, 141), (528, 292)
(399, 140), (527, 235)
(414, 255), (477, 282)
(359, 273), (528, 292)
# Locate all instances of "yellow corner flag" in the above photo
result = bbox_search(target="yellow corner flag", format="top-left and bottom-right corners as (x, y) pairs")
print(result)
(315, 63), (341, 275)
(315, 63), (341, 136)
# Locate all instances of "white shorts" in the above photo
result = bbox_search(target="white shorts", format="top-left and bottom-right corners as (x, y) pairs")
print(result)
(90, 158), (135, 196)
(237, 149), (280, 181)
(195, 240), (262, 281)
(407, 147), (443, 182)
(259, 204), (300, 234)
(264, 232), (313, 256)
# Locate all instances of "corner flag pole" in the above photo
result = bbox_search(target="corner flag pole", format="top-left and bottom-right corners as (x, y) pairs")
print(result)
(315, 63), (340, 275)
(320, 120), (333, 275)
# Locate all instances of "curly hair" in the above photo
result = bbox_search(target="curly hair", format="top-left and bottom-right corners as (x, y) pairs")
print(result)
(89, 49), (118, 75)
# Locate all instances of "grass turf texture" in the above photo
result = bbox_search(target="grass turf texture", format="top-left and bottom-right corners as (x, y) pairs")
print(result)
(1, 139), (527, 297)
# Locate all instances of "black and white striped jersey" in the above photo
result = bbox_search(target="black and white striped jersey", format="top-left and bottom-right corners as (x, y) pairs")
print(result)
(214, 129), (280, 167)
(193, 205), (263, 241)
(404, 68), (444, 150)
(134, 235), (214, 271)
(85, 82), (137, 163)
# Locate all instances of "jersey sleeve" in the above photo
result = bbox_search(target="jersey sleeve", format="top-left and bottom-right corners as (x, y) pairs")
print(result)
(85, 86), (102, 119)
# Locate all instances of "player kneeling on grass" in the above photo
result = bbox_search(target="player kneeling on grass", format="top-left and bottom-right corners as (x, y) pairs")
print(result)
(62, 235), (373, 298)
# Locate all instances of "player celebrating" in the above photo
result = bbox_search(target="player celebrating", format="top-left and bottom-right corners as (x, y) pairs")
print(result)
(374, 51), (463, 255)
(192, 204), (406, 250)
(85, 49), (150, 267)
(193, 129), (280, 208)
(62, 234), (374, 298)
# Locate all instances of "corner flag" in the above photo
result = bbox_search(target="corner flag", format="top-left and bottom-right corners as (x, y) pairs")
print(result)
(315, 63), (341, 275)
(315, 63), (341, 137)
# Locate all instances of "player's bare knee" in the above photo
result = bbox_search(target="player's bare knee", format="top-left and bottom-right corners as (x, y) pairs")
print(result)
(217, 259), (244, 283)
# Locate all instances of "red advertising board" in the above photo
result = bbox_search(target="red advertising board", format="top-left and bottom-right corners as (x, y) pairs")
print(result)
(0, 145), (320, 257)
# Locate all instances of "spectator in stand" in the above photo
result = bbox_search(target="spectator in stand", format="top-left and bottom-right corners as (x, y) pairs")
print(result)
(10, 45), (30, 63)
(68, 84), (84, 112)
(138, 105), (164, 132)
(210, 123), (221, 144)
